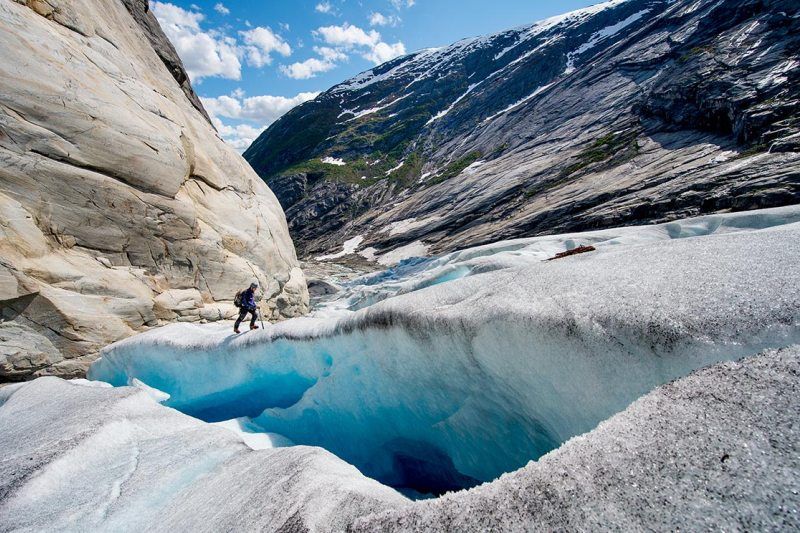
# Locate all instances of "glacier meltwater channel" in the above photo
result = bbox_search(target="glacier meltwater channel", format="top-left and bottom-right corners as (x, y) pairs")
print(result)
(89, 206), (800, 496)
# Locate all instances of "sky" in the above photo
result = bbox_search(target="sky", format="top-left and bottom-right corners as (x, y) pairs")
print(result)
(152, 0), (600, 150)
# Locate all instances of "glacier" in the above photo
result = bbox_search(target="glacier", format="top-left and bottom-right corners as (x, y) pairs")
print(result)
(88, 206), (800, 495)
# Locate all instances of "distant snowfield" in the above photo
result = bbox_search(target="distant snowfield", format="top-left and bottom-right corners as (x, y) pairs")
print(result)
(88, 205), (800, 496)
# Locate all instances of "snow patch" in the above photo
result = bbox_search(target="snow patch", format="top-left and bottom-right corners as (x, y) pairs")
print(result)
(426, 83), (479, 125)
(212, 418), (293, 450)
(316, 236), (365, 261)
(483, 83), (554, 122)
(381, 216), (442, 236)
(385, 161), (405, 176)
(321, 157), (346, 166)
(377, 241), (430, 266)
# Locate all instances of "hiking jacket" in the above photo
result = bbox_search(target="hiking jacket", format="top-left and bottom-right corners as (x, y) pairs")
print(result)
(242, 287), (257, 310)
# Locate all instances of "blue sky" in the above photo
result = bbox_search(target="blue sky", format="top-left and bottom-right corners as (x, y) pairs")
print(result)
(152, 0), (599, 150)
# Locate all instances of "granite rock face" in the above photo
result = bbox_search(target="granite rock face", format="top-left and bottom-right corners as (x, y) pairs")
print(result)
(0, 0), (308, 381)
(244, 0), (800, 260)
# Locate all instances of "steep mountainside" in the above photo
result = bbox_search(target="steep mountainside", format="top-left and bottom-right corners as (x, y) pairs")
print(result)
(244, 0), (800, 260)
(0, 0), (308, 381)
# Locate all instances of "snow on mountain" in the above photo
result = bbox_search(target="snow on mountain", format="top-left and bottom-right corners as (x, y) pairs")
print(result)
(244, 0), (799, 259)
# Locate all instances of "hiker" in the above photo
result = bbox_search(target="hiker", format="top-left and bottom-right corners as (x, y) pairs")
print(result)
(234, 282), (260, 333)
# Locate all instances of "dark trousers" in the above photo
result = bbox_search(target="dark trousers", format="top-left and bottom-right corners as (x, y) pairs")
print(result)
(235, 307), (258, 329)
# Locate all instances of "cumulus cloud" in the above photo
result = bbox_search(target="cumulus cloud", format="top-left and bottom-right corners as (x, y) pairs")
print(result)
(362, 41), (406, 63)
(151, 1), (241, 81)
(369, 12), (400, 27)
(280, 56), (338, 80)
(240, 27), (292, 67)
(314, 23), (406, 66)
(315, 23), (380, 48)
(202, 91), (320, 151)
(151, 2), (291, 82)
(279, 20), (405, 80)
(213, 3), (229, 15)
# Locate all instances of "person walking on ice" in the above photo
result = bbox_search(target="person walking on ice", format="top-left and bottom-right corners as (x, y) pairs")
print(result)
(234, 282), (260, 333)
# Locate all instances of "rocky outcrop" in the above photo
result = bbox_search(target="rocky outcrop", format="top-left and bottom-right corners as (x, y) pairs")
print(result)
(244, 0), (800, 261)
(0, 0), (308, 381)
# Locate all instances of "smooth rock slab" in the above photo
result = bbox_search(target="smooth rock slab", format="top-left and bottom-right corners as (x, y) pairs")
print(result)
(0, 0), (308, 380)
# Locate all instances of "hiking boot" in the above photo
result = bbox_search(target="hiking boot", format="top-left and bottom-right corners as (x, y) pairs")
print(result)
(234, 327), (241, 334)
(250, 324), (260, 330)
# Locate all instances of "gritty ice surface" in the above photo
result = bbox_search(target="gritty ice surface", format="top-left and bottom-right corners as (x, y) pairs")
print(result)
(90, 206), (800, 495)
(0, 379), (407, 532)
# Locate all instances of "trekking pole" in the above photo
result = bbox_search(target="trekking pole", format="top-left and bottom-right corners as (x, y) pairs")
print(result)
(260, 303), (265, 330)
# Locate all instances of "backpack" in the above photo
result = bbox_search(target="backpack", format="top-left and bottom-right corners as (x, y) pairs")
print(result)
(233, 290), (243, 308)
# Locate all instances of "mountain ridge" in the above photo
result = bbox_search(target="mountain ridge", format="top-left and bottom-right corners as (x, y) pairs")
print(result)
(244, 0), (799, 262)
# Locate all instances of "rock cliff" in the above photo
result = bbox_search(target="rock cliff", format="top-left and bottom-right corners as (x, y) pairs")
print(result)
(244, 0), (800, 261)
(0, 0), (308, 381)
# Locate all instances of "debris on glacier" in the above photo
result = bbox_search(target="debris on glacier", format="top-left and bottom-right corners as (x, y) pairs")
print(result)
(89, 206), (800, 495)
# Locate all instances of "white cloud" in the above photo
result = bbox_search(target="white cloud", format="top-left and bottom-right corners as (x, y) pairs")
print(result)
(203, 91), (319, 123)
(151, 3), (294, 82)
(213, 3), (229, 15)
(315, 46), (348, 62)
(315, 2), (334, 14)
(390, 0), (415, 9)
(152, 2), (241, 81)
(362, 41), (406, 63)
(314, 23), (405, 65)
(202, 90), (320, 151)
(280, 57), (338, 79)
(239, 27), (292, 67)
(279, 21), (405, 80)
(369, 12), (400, 27)
(315, 23), (380, 47)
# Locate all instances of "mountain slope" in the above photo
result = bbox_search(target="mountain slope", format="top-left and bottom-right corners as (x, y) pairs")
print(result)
(244, 0), (800, 261)
(0, 0), (307, 381)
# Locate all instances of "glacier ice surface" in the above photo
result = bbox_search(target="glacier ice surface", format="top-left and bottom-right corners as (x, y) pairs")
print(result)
(0, 378), (407, 531)
(88, 206), (800, 495)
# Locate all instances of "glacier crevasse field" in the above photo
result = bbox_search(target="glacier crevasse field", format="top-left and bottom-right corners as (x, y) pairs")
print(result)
(88, 206), (800, 495)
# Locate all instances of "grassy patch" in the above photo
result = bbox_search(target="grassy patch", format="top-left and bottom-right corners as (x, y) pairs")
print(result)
(679, 45), (714, 63)
(425, 151), (483, 186)
(557, 131), (640, 179)
(520, 131), (640, 200)
(731, 143), (769, 160)
(278, 150), (428, 188)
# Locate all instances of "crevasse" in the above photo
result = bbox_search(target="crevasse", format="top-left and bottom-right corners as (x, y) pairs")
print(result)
(89, 206), (800, 495)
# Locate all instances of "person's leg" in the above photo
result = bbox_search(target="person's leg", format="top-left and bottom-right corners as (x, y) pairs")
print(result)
(234, 307), (247, 331)
(249, 308), (258, 328)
